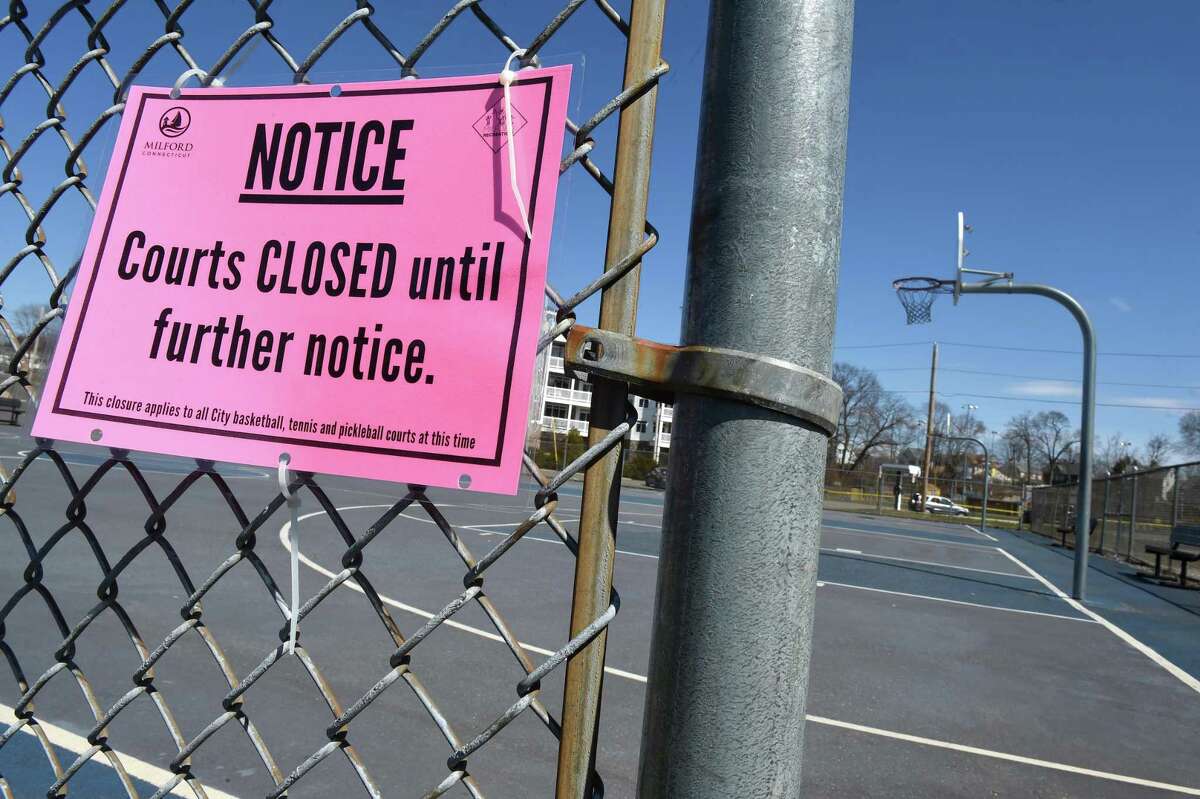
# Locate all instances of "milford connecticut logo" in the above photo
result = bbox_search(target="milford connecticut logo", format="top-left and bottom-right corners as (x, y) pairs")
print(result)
(159, 107), (191, 137)
(144, 106), (195, 159)
(473, 98), (526, 153)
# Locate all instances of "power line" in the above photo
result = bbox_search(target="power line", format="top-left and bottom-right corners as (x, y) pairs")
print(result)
(835, 341), (931, 350)
(873, 366), (1200, 391)
(835, 340), (1200, 359)
(946, 341), (1200, 359)
(888, 389), (1200, 412)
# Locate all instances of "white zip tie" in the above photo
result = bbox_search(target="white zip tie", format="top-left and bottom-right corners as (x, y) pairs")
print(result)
(498, 49), (534, 240)
(278, 454), (301, 655)
(170, 67), (224, 99)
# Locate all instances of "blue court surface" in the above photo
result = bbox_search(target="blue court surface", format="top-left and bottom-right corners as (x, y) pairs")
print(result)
(2, 445), (1199, 797)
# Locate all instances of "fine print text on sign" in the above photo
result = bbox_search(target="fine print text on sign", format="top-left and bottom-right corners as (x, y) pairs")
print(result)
(35, 68), (572, 493)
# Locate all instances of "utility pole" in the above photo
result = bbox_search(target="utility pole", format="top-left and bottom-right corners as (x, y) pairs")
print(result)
(921, 342), (938, 502)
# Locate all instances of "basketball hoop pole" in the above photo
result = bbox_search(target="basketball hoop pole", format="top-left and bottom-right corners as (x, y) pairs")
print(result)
(959, 281), (1096, 601)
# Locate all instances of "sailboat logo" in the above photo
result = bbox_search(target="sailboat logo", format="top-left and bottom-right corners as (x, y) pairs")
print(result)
(158, 107), (191, 138)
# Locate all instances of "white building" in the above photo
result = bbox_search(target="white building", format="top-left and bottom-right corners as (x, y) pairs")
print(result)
(527, 311), (672, 462)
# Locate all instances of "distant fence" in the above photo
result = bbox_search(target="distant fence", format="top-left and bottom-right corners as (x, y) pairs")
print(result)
(1030, 460), (1200, 579)
(823, 467), (1023, 526)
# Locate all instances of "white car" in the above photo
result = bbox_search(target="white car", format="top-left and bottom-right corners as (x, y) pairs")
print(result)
(923, 495), (969, 516)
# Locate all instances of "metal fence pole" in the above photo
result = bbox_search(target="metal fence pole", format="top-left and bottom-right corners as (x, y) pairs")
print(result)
(637, 1), (854, 795)
(1099, 477), (1110, 553)
(557, 2), (667, 796)
(1115, 477), (1126, 554)
(981, 448), (990, 531)
(1171, 466), (1180, 528)
(1127, 472), (1139, 561)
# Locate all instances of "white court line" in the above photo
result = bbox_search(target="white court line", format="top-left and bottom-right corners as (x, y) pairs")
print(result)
(816, 580), (1095, 624)
(478, 506), (650, 520)
(278, 507), (649, 683)
(514, 488), (667, 511)
(0, 705), (241, 799)
(525, 516), (662, 526)
(995, 548), (1200, 697)
(284, 507), (1200, 794)
(6, 451), (269, 480)
(964, 524), (999, 542)
(464, 527), (659, 560)
(820, 547), (1035, 581)
(823, 525), (999, 552)
(467, 519), (580, 530)
(805, 714), (1200, 797)
(325, 483), (664, 518)
(470, 525), (1015, 571)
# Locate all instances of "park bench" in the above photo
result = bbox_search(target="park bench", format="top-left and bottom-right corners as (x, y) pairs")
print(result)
(1055, 516), (1097, 549)
(1145, 524), (1200, 587)
(0, 396), (23, 425)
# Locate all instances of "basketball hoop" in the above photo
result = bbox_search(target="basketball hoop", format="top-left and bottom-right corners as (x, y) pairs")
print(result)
(892, 277), (954, 325)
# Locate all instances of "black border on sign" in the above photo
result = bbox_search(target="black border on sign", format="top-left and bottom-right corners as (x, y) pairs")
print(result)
(51, 76), (556, 467)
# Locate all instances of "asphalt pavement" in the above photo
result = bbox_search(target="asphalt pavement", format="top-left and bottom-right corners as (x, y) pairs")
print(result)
(2, 419), (1199, 798)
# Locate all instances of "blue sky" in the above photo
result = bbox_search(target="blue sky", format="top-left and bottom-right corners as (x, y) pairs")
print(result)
(838, 1), (1200, 454)
(2, 1), (1196, 454)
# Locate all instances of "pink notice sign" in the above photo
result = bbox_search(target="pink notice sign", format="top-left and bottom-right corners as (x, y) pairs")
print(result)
(34, 68), (572, 493)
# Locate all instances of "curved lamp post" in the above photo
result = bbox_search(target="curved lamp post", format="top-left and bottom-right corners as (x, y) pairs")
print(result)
(929, 432), (990, 532)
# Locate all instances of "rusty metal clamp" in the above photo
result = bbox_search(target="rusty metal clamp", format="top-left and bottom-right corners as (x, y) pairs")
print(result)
(563, 325), (842, 436)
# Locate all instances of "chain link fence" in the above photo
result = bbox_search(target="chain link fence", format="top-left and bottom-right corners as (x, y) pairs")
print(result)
(0, 2), (666, 797)
(823, 467), (1023, 527)
(1030, 460), (1200, 581)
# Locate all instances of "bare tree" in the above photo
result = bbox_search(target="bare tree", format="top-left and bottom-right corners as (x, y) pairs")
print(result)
(7, 304), (58, 366)
(1003, 412), (1038, 484)
(1143, 434), (1173, 469)
(1029, 410), (1079, 483)
(941, 410), (987, 479)
(1180, 411), (1200, 456)
(999, 433), (1028, 481)
(828, 362), (915, 471)
(1095, 432), (1134, 476)
(3, 304), (60, 390)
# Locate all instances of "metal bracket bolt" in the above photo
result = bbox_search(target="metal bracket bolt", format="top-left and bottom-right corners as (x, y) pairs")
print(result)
(563, 325), (842, 437)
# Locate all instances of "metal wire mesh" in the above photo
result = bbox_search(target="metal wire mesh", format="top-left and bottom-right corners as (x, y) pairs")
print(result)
(0, 2), (665, 797)
(823, 467), (1023, 526)
(892, 277), (952, 326)
(1030, 460), (1200, 582)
